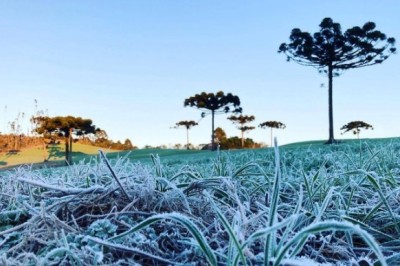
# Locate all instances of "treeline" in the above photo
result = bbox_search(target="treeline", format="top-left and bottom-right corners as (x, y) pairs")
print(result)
(0, 135), (43, 153)
(0, 134), (136, 153)
(213, 127), (262, 150)
(218, 136), (262, 150)
(79, 136), (136, 150)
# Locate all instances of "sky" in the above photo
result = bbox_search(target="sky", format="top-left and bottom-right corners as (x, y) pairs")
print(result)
(0, 1), (399, 148)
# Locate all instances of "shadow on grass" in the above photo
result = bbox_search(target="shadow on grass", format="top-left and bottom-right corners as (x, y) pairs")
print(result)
(47, 145), (64, 160)
(47, 145), (95, 162)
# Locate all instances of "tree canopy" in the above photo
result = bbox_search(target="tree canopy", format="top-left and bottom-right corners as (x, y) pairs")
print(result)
(279, 17), (396, 144)
(184, 91), (241, 150)
(184, 91), (242, 115)
(175, 120), (198, 149)
(228, 114), (255, 148)
(214, 127), (227, 142)
(259, 121), (286, 147)
(176, 120), (198, 130)
(212, 127), (260, 150)
(259, 121), (286, 130)
(341, 121), (373, 139)
(32, 115), (97, 164)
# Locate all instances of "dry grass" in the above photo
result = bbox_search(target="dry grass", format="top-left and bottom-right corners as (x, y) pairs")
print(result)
(0, 143), (120, 170)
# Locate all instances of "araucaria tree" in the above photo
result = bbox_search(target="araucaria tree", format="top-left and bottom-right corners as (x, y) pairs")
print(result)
(279, 17), (396, 144)
(259, 121), (286, 147)
(175, 120), (198, 149)
(227, 114), (255, 148)
(341, 121), (373, 139)
(184, 91), (241, 150)
(32, 116), (97, 164)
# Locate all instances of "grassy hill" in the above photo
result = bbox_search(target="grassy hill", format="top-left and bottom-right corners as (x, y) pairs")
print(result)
(0, 143), (216, 170)
(1, 137), (399, 171)
(0, 143), (121, 169)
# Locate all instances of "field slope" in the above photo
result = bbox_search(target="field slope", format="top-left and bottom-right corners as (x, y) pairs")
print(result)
(0, 143), (120, 169)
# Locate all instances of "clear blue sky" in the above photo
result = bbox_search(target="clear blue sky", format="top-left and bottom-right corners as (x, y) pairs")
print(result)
(1, 1), (399, 148)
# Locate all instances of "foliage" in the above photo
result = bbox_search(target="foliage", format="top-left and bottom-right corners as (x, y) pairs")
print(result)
(32, 115), (98, 164)
(279, 17), (396, 144)
(32, 116), (96, 137)
(0, 135), (43, 153)
(341, 121), (374, 138)
(175, 120), (198, 150)
(93, 137), (136, 150)
(213, 127), (260, 149)
(259, 121), (286, 147)
(1, 140), (400, 265)
(259, 121), (286, 130)
(227, 115), (256, 148)
(176, 120), (198, 129)
(184, 91), (242, 150)
(219, 136), (260, 149)
(214, 127), (227, 142)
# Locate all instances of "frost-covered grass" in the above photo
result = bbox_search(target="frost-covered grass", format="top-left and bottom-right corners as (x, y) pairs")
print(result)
(1, 139), (400, 265)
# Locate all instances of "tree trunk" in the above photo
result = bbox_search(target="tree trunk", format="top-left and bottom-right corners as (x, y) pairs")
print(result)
(241, 130), (244, 148)
(211, 110), (215, 151)
(270, 128), (273, 147)
(68, 128), (73, 164)
(326, 63), (336, 144)
(42, 140), (47, 162)
(65, 128), (73, 165)
(186, 127), (189, 150)
(65, 136), (69, 164)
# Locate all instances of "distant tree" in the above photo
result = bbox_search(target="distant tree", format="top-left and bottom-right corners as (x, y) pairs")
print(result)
(259, 121), (286, 147)
(32, 116), (97, 164)
(341, 121), (373, 139)
(156, 144), (168, 149)
(184, 91), (241, 150)
(214, 127), (227, 143)
(123, 138), (135, 150)
(95, 129), (108, 140)
(175, 120), (198, 150)
(174, 143), (182, 149)
(227, 114), (255, 148)
(279, 17), (396, 144)
(220, 136), (260, 149)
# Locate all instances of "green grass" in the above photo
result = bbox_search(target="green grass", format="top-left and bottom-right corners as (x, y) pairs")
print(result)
(0, 143), (120, 169)
(0, 143), (216, 170)
(0, 145), (47, 167)
(2, 137), (399, 171)
(281, 136), (400, 149)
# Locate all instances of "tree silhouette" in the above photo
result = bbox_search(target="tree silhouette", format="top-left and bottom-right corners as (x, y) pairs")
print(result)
(175, 120), (198, 150)
(123, 139), (135, 150)
(279, 17), (396, 144)
(32, 116), (97, 164)
(259, 121), (286, 147)
(184, 91), (241, 150)
(214, 127), (227, 143)
(227, 114), (255, 148)
(341, 121), (373, 139)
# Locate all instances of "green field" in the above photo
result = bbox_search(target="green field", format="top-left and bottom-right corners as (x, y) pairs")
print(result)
(2, 137), (398, 171)
(0, 143), (216, 171)
(0, 143), (120, 170)
(1, 138), (400, 265)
